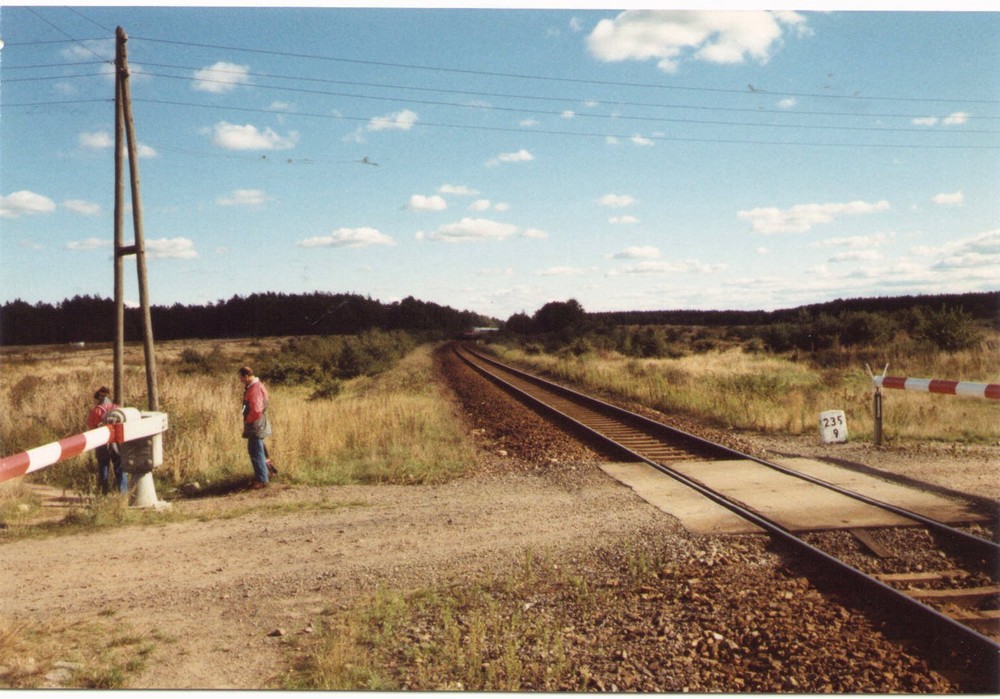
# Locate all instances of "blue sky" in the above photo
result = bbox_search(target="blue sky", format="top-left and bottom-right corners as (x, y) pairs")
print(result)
(2, 3), (998, 321)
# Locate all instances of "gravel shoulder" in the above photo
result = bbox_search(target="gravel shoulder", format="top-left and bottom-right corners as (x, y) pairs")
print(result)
(1, 348), (996, 690)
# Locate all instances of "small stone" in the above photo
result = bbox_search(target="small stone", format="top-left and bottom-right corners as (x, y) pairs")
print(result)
(267, 628), (286, 637)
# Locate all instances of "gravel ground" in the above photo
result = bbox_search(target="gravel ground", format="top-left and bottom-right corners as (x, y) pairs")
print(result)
(0, 345), (995, 691)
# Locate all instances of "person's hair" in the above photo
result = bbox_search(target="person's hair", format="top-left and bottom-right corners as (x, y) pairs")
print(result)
(238, 366), (254, 378)
(93, 386), (111, 401)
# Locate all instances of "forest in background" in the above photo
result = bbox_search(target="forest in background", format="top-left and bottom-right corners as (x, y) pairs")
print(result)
(0, 292), (493, 346)
(0, 290), (996, 350)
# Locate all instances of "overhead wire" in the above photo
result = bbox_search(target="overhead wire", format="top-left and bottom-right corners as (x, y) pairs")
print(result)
(132, 98), (1000, 150)
(128, 70), (1000, 136)
(130, 34), (1000, 106)
(4, 16), (997, 151)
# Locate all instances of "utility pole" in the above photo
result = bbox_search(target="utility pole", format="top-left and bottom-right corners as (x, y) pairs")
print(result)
(114, 26), (159, 412)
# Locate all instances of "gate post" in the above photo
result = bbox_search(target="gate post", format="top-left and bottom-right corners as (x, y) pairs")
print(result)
(866, 364), (889, 447)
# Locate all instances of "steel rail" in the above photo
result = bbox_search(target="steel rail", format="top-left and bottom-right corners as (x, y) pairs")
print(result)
(460, 344), (1000, 562)
(454, 343), (1000, 682)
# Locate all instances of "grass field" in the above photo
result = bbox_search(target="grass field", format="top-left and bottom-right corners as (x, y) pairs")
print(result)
(485, 330), (1000, 444)
(0, 338), (474, 512)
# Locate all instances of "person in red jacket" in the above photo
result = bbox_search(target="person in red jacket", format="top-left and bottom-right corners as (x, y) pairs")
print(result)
(238, 366), (274, 489)
(87, 386), (127, 494)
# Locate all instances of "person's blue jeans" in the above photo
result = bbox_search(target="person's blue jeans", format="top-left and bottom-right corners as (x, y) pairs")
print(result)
(96, 446), (128, 494)
(247, 437), (268, 484)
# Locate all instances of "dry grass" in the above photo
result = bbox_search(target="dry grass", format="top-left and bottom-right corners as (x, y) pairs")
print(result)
(0, 339), (475, 519)
(488, 333), (1000, 444)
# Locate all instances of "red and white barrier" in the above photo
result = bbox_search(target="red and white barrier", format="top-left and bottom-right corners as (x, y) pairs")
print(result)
(0, 411), (168, 485)
(874, 376), (1000, 400)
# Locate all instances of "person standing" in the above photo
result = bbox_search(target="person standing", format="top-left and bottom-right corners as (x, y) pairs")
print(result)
(239, 366), (273, 489)
(87, 386), (127, 494)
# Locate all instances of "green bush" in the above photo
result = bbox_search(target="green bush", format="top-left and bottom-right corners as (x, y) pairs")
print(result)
(912, 306), (982, 352)
(258, 330), (417, 388)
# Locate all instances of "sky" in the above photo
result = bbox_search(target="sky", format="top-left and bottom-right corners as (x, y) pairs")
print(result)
(1, 3), (998, 321)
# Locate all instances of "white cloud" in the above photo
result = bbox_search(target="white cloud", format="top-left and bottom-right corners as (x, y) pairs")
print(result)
(587, 10), (809, 73)
(739, 199), (891, 234)
(299, 227), (395, 249)
(66, 237), (108, 251)
(522, 228), (549, 239)
(408, 194), (448, 212)
(0, 190), (56, 218)
(466, 199), (509, 213)
(79, 131), (113, 150)
(146, 238), (198, 259)
(613, 246), (661, 259)
(210, 121), (298, 151)
(486, 149), (535, 167)
(368, 109), (418, 132)
(216, 189), (272, 207)
(416, 217), (520, 243)
(829, 249), (883, 263)
(60, 40), (113, 62)
(777, 97), (797, 109)
(193, 62), (251, 93)
(520, 118), (540, 127)
(618, 259), (728, 274)
(811, 231), (896, 249)
(630, 134), (655, 146)
(912, 112), (970, 127)
(561, 110), (576, 119)
(932, 191), (964, 206)
(538, 266), (591, 276)
(62, 199), (102, 216)
(438, 184), (479, 196)
(609, 215), (640, 224)
(79, 130), (155, 156)
(912, 230), (1000, 264)
(598, 193), (638, 208)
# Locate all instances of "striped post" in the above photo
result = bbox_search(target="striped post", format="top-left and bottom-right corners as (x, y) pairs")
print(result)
(875, 376), (1000, 400)
(0, 411), (168, 485)
(871, 375), (999, 446)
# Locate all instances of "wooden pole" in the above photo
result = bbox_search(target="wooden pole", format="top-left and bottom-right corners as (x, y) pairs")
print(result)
(116, 26), (159, 411)
(113, 39), (126, 405)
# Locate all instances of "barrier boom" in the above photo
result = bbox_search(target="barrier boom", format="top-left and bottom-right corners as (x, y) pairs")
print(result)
(874, 376), (1000, 400)
(0, 412), (168, 485)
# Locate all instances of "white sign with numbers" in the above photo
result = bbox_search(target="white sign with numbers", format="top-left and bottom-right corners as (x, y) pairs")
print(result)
(819, 410), (848, 443)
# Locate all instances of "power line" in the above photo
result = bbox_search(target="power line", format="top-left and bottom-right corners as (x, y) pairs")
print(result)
(130, 34), (1000, 106)
(132, 98), (1000, 150)
(133, 61), (1000, 122)
(22, 9), (110, 63)
(131, 70), (1000, 136)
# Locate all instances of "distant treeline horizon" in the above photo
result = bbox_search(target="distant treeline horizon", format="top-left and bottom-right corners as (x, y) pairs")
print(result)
(591, 291), (999, 328)
(0, 290), (996, 347)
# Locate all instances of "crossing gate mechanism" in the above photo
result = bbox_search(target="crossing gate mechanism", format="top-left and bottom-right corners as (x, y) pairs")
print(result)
(868, 364), (1000, 446)
(0, 408), (169, 508)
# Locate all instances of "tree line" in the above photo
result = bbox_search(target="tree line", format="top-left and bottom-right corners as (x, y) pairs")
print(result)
(0, 292), (495, 346)
(500, 291), (998, 356)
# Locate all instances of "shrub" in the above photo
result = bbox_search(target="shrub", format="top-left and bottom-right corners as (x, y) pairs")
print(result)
(912, 306), (982, 352)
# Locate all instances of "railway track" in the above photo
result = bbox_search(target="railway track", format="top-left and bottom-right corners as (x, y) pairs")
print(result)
(453, 342), (1000, 687)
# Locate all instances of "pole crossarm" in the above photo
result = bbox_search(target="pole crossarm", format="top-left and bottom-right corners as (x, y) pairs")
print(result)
(874, 376), (1000, 400)
(0, 413), (168, 485)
